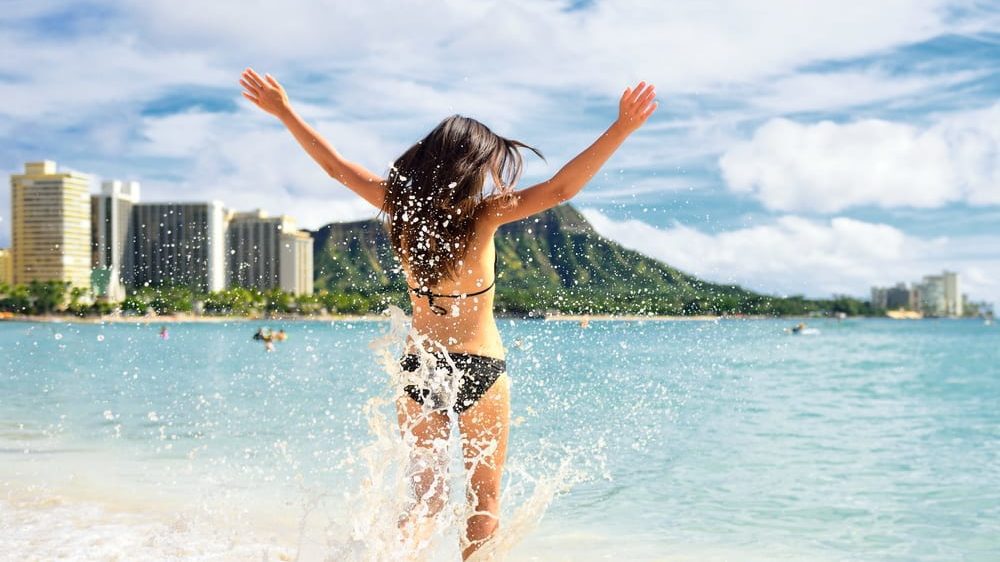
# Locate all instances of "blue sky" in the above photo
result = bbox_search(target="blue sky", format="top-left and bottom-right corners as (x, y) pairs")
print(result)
(1, 0), (998, 304)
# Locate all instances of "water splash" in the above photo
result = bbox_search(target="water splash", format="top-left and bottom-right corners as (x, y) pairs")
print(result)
(317, 306), (591, 561)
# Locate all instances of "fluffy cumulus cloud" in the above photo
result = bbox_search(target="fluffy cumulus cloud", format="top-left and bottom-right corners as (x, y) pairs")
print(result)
(580, 209), (1000, 304)
(719, 102), (1000, 212)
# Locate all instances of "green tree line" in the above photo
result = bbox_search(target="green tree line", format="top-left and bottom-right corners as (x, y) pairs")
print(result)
(0, 280), (874, 318)
(0, 281), (396, 317)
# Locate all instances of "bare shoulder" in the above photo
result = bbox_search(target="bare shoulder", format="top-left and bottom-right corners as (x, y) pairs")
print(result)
(474, 195), (512, 233)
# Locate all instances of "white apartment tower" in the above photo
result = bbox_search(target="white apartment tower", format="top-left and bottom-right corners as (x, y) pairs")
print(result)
(280, 230), (314, 296)
(227, 210), (313, 295)
(942, 270), (961, 317)
(91, 180), (140, 300)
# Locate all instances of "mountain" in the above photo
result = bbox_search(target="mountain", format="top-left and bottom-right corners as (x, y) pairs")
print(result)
(310, 205), (772, 315)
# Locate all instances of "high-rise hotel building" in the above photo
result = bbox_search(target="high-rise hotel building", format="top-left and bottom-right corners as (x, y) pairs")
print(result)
(91, 180), (140, 300)
(10, 161), (92, 288)
(9, 160), (312, 298)
(131, 202), (228, 292)
(227, 210), (313, 295)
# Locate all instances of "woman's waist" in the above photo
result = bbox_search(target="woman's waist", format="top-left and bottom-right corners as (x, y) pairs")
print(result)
(403, 329), (505, 361)
(399, 351), (507, 371)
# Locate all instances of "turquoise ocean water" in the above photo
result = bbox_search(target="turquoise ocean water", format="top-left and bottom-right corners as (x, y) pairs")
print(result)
(1, 317), (998, 561)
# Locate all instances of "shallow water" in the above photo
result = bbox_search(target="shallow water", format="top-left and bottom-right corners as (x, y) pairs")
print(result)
(1, 317), (998, 561)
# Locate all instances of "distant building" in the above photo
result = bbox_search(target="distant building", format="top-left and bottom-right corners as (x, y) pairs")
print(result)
(227, 210), (313, 295)
(871, 282), (916, 311)
(131, 201), (227, 292)
(0, 248), (12, 285)
(10, 161), (92, 289)
(941, 270), (961, 317)
(91, 180), (140, 300)
(870, 286), (887, 310)
(280, 229), (313, 296)
(886, 283), (912, 310)
(871, 271), (964, 317)
(918, 274), (948, 317)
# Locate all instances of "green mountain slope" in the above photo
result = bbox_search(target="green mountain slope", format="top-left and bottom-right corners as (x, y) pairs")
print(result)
(310, 205), (774, 315)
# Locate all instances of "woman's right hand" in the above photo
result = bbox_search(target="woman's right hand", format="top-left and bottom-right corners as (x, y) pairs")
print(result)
(240, 67), (292, 119)
(616, 81), (658, 134)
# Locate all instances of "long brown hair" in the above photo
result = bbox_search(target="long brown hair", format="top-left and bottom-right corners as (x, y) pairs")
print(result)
(381, 115), (542, 288)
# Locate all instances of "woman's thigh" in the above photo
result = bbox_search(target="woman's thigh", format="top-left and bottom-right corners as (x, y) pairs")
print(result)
(397, 394), (451, 445)
(458, 373), (510, 496)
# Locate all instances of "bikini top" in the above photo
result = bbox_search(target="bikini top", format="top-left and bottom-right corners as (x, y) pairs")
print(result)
(408, 255), (498, 316)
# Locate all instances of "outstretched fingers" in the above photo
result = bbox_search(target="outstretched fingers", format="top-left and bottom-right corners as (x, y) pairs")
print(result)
(239, 77), (259, 94)
(627, 81), (648, 105)
(617, 80), (658, 131)
(631, 83), (655, 108)
(244, 67), (266, 88)
(637, 89), (656, 109)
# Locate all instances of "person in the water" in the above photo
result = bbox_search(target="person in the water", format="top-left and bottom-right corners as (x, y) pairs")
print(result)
(240, 67), (656, 558)
(252, 328), (276, 351)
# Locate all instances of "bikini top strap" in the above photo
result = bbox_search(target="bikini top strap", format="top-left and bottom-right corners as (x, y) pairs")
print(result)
(411, 286), (449, 315)
(408, 253), (499, 315)
(453, 252), (498, 297)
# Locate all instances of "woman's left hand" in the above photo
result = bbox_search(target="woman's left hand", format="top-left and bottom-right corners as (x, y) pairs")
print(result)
(240, 67), (291, 118)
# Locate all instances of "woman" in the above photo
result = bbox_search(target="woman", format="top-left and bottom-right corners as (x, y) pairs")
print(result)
(239, 67), (656, 559)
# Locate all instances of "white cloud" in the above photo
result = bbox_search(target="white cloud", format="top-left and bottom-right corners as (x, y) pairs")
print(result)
(0, 34), (227, 120)
(718, 102), (1000, 212)
(127, 107), (396, 228)
(932, 103), (1000, 206)
(580, 208), (1000, 304)
(746, 69), (987, 114)
(120, 0), (962, 93)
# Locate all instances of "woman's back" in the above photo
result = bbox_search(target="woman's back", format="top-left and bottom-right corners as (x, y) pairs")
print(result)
(405, 221), (504, 358)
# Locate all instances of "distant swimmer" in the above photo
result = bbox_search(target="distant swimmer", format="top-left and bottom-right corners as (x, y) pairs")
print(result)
(252, 327), (276, 351)
(789, 323), (820, 336)
(241, 65), (657, 558)
(274, 329), (287, 342)
(159, 326), (169, 340)
(579, 318), (590, 329)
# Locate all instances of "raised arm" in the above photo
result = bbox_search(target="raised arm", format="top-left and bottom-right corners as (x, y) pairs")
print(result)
(239, 68), (385, 209)
(479, 82), (657, 227)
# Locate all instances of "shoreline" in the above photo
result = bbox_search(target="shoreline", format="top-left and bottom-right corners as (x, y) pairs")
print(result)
(0, 312), (919, 324)
(543, 313), (725, 322)
(0, 313), (388, 324)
